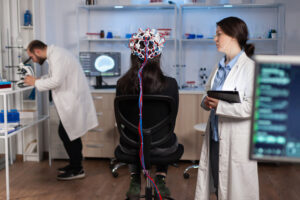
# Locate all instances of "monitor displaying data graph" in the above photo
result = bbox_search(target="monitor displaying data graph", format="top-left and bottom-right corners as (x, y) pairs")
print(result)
(250, 55), (300, 163)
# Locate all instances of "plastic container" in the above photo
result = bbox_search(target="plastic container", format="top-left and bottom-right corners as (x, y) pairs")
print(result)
(157, 28), (172, 39)
(24, 10), (32, 26)
(86, 32), (100, 40)
(0, 109), (20, 123)
(106, 31), (113, 39)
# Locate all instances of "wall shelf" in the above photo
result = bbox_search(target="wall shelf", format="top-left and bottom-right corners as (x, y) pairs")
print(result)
(20, 26), (33, 29)
(80, 38), (176, 42)
(181, 38), (278, 42)
(76, 3), (178, 84)
(178, 3), (285, 88)
(0, 115), (49, 139)
(78, 4), (176, 11)
(181, 3), (282, 9)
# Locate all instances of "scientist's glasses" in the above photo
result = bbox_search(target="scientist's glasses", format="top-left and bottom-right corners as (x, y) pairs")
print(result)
(214, 32), (224, 38)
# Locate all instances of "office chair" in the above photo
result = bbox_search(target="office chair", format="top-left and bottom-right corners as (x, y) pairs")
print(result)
(183, 123), (206, 179)
(114, 95), (184, 200)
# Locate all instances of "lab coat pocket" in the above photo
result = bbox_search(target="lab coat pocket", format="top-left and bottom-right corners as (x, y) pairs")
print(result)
(231, 132), (250, 163)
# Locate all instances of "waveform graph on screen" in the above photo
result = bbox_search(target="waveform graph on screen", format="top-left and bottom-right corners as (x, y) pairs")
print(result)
(250, 56), (300, 163)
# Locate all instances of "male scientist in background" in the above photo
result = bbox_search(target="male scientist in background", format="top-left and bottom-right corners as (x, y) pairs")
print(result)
(24, 40), (98, 181)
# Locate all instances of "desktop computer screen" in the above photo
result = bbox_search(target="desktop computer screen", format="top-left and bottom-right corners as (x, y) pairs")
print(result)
(250, 55), (300, 163)
(79, 52), (121, 77)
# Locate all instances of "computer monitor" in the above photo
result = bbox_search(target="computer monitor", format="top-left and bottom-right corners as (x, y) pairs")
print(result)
(249, 55), (300, 163)
(79, 52), (121, 77)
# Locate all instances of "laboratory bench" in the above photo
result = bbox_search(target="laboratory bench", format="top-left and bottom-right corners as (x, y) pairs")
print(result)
(81, 88), (209, 161)
(50, 88), (208, 160)
(90, 88), (206, 94)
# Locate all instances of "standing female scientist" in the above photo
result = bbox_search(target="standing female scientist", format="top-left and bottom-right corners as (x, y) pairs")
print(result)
(194, 17), (259, 200)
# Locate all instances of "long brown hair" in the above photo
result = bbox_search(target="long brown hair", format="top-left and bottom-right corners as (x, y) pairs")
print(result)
(117, 54), (167, 94)
(217, 17), (255, 57)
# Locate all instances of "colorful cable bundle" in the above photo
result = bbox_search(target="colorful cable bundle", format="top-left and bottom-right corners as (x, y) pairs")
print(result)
(129, 28), (165, 200)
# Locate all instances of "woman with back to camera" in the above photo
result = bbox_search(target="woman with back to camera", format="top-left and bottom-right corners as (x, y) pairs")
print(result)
(194, 17), (259, 200)
(116, 28), (179, 200)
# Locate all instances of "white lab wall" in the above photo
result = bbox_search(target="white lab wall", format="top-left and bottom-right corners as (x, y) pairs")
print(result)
(0, 0), (297, 154)
(44, 0), (81, 55)
(280, 0), (300, 55)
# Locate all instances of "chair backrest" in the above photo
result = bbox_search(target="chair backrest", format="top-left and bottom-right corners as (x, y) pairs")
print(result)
(114, 95), (177, 149)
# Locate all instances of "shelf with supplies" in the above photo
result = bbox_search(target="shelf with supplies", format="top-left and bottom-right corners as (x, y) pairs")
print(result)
(77, 4), (177, 11)
(0, 115), (49, 139)
(0, 86), (50, 200)
(80, 38), (130, 42)
(181, 38), (278, 42)
(20, 26), (33, 30)
(76, 2), (178, 85)
(1, 0), (49, 199)
(179, 3), (284, 49)
(80, 37), (176, 42)
(178, 3), (285, 89)
(180, 3), (282, 9)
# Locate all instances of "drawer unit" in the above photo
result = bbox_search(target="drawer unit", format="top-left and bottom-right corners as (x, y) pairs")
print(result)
(82, 92), (118, 158)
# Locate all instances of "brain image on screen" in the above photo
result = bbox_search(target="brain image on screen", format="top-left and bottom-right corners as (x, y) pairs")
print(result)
(95, 55), (115, 73)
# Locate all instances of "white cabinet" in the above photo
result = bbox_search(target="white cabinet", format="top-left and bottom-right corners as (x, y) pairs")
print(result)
(178, 3), (285, 88)
(76, 4), (178, 85)
(49, 91), (119, 159)
(82, 92), (118, 158)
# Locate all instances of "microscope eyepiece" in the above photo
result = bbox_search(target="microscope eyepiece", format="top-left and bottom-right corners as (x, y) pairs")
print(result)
(23, 57), (31, 64)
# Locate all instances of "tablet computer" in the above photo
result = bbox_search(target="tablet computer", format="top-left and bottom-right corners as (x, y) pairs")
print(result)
(207, 90), (241, 103)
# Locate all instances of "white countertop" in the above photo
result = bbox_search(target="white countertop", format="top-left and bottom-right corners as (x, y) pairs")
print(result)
(90, 88), (206, 94)
(90, 89), (116, 93)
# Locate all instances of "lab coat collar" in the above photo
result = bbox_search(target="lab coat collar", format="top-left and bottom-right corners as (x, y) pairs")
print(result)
(210, 51), (248, 90)
(46, 45), (54, 60)
(219, 50), (244, 70)
(234, 51), (248, 69)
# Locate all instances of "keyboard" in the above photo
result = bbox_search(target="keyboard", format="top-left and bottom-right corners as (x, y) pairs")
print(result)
(94, 85), (116, 89)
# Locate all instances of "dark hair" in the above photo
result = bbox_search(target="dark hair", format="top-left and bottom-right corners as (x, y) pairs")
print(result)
(117, 54), (167, 94)
(27, 40), (47, 53)
(217, 17), (255, 57)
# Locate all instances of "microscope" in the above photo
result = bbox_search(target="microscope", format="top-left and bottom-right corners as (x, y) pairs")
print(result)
(16, 57), (34, 88)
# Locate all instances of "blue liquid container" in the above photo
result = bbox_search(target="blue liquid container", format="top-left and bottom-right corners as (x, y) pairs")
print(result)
(24, 10), (32, 26)
(0, 109), (20, 123)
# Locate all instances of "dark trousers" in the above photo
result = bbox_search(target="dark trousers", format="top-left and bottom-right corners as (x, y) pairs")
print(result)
(58, 121), (83, 170)
(210, 139), (219, 198)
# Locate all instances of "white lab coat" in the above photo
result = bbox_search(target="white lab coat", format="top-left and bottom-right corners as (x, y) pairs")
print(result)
(195, 52), (259, 200)
(35, 45), (98, 141)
